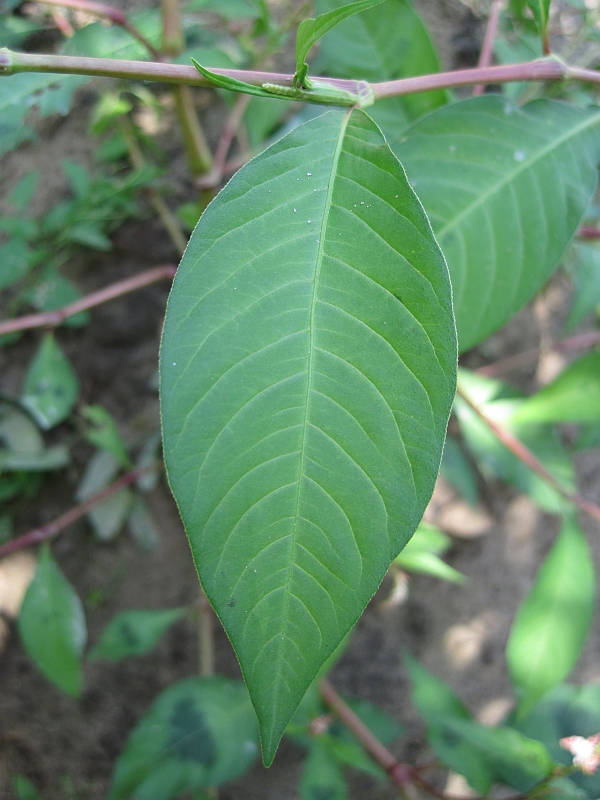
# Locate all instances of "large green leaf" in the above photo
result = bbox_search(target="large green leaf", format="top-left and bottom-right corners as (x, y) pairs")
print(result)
(394, 97), (600, 351)
(18, 544), (87, 697)
(315, 0), (447, 139)
(506, 518), (595, 716)
(161, 108), (456, 763)
(108, 677), (259, 800)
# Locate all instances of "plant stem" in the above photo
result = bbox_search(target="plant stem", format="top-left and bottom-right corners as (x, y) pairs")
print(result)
(472, 0), (503, 96)
(455, 385), (600, 523)
(160, 0), (184, 57)
(172, 85), (214, 177)
(0, 462), (162, 560)
(34, 0), (162, 59)
(4, 49), (593, 98)
(474, 329), (600, 377)
(578, 225), (600, 239)
(197, 93), (251, 189)
(0, 265), (176, 336)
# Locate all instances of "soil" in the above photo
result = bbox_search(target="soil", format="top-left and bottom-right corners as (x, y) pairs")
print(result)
(1, 2), (600, 799)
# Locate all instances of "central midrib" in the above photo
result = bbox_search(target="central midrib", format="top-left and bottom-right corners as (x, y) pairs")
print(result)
(271, 107), (354, 723)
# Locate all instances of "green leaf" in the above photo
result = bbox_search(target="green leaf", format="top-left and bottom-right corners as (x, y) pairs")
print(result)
(0, 445), (70, 472)
(444, 718), (554, 792)
(404, 652), (494, 793)
(21, 265), (90, 328)
(8, 170), (39, 210)
(564, 244), (600, 332)
(18, 544), (87, 697)
(394, 96), (600, 351)
(455, 370), (575, 512)
(513, 352), (600, 424)
(108, 676), (259, 800)
(89, 608), (186, 661)
(511, 683), (600, 799)
(315, 0), (447, 139)
(161, 108), (456, 763)
(395, 522), (465, 583)
(506, 518), (595, 716)
(13, 775), (43, 800)
(127, 497), (161, 551)
(191, 59), (275, 99)
(301, 738), (347, 800)
(0, 237), (33, 289)
(295, 0), (385, 88)
(20, 333), (80, 429)
(324, 733), (385, 779)
(82, 405), (131, 467)
(526, 0), (551, 48)
(76, 450), (132, 541)
(440, 435), (479, 505)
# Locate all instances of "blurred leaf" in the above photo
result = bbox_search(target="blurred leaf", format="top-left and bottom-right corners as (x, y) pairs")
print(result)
(0, 237), (33, 289)
(440, 436), (479, 505)
(21, 265), (90, 328)
(573, 423), (600, 451)
(244, 97), (289, 147)
(404, 652), (494, 794)
(90, 91), (133, 135)
(108, 676), (259, 800)
(176, 201), (203, 232)
(89, 608), (186, 661)
(324, 734), (385, 779)
(0, 402), (43, 454)
(76, 450), (132, 541)
(127, 497), (160, 551)
(184, 0), (260, 18)
(455, 370), (575, 512)
(315, 0), (447, 139)
(445, 717), (554, 792)
(8, 171), (39, 210)
(20, 334), (80, 429)
(0, 445), (70, 471)
(13, 775), (43, 800)
(564, 244), (600, 332)
(63, 10), (161, 60)
(76, 450), (120, 502)
(507, 518), (595, 716)
(395, 522), (464, 583)
(301, 738), (347, 800)
(513, 352), (600, 424)
(62, 159), (92, 198)
(135, 430), (162, 492)
(341, 696), (404, 745)
(18, 544), (87, 697)
(0, 514), (13, 544)
(82, 405), (131, 468)
(511, 683), (600, 799)
(526, 0), (551, 48)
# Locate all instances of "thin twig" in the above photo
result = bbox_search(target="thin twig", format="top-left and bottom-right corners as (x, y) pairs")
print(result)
(33, 0), (162, 58)
(0, 462), (162, 560)
(0, 265), (176, 336)
(197, 93), (251, 189)
(475, 329), (600, 377)
(172, 85), (214, 177)
(456, 385), (600, 523)
(472, 0), (503, 96)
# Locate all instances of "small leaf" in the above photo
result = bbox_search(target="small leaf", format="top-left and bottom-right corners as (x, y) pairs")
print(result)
(395, 97), (600, 351)
(161, 108), (457, 763)
(21, 265), (90, 328)
(18, 544), (87, 697)
(0, 238), (33, 289)
(507, 518), (595, 716)
(128, 497), (160, 551)
(300, 738), (347, 800)
(13, 775), (43, 800)
(440, 436), (479, 505)
(8, 170), (39, 210)
(191, 59), (274, 99)
(395, 522), (465, 583)
(89, 608), (186, 661)
(82, 405), (131, 467)
(0, 402), (44, 455)
(108, 677), (259, 800)
(88, 489), (134, 542)
(513, 352), (600, 424)
(295, 0), (385, 87)
(0, 445), (70, 472)
(20, 334), (79, 429)
(76, 450), (120, 502)
(526, 0), (551, 51)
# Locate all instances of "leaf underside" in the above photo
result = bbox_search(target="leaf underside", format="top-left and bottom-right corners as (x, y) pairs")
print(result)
(161, 108), (456, 763)
(394, 96), (600, 351)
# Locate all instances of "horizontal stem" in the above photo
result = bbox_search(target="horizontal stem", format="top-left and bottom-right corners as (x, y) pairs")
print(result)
(0, 265), (177, 335)
(2, 50), (594, 101)
(0, 462), (162, 560)
(456, 385), (600, 523)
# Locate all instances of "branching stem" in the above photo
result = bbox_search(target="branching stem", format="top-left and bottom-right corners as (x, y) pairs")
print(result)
(472, 0), (503, 96)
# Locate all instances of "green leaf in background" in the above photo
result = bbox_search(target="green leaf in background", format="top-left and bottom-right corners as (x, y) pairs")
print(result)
(506, 518), (595, 716)
(76, 451), (133, 541)
(0, 237), (33, 289)
(161, 108), (457, 763)
(394, 97), (600, 352)
(7, 171), (39, 211)
(82, 405), (131, 467)
(404, 652), (494, 793)
(455, 370), (575, 513)
(127, 496), (161, 551)
(511, 683), (600, 799)
(440, 435), (479, 505)
(526, 0), (551, 51)
(89, 608), (186, 661)
(295, 0), (385, 87)
(18, 544), (87, 697)
(513, 352), (600, 424)
(395, 522), (465, 583)
(21, 265), (90, 328)
(13, 775), (43, 800)
(564, 244), (600, 332)
(108, 677), (259, 800)
(315, 0), (447, 139)
(301, 738), (347, 800)
(20, 333), (80, 429)
(444, 718), (554, 793)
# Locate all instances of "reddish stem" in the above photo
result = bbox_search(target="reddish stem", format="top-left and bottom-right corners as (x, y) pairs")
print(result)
(0, 463), (161, 560)
(472, 0), (503, 96)
(578, 225), (600, 240)
(0, 265), (176, 336)
(456, 386), (600, 523)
